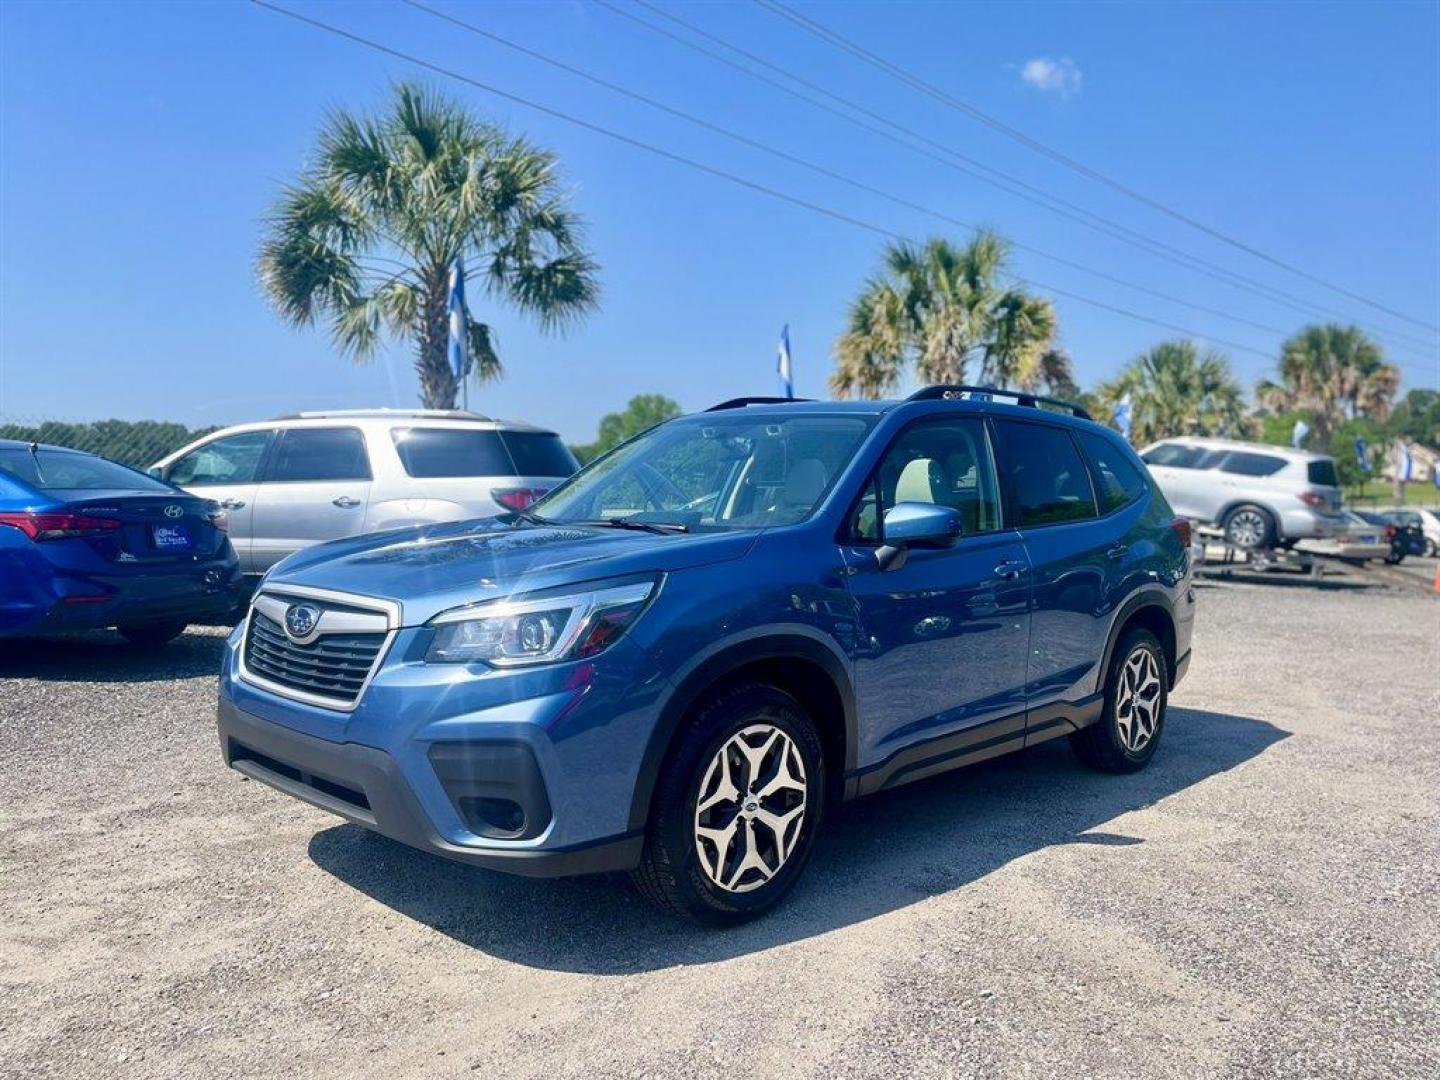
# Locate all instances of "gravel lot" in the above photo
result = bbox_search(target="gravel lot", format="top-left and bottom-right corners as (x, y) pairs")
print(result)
(2, 574), (1437, 1079)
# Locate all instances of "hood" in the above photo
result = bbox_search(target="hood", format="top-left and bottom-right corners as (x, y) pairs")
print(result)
(261, 516), (759, 626)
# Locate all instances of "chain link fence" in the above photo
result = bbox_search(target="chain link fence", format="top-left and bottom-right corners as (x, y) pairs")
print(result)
(0, 417), (217, 469)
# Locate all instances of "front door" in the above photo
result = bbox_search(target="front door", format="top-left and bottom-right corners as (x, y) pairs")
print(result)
(250, 427), (373, 571)
(164, 429), (274, 573)
(841, 416), (1032, 786)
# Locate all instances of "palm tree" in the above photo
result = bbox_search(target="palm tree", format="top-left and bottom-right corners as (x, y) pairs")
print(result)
(1095, 340), (1250, 444)
(1255, 324), (1399, 444)
(259, 83), (600, 408)
(830, 231), (1059, 398)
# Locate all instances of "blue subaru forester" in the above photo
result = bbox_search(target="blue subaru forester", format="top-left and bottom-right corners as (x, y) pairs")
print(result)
(218, 388), (1194, 923)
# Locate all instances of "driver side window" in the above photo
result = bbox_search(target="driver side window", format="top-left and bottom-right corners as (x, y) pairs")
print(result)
(850, 417), (1002, 542)
(168, 430), (272, 486)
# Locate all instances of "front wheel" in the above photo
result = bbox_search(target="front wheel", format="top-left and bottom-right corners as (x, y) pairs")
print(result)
(1071, 628), (1168, 773)
(118, 620), (189, 648)
(631, 684), (825, 924)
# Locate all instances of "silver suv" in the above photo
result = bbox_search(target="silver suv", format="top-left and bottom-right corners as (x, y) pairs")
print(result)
(1139, 437), (1345, 549)
(151, 410), (576, 574)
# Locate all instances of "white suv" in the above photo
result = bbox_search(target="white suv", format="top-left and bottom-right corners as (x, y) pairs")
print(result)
(1139, 437), (1345, 549)
(151, 410), (576, 575)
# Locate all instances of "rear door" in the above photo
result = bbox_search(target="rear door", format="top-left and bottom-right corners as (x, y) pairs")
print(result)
(163, 429), (273, 572)
(991, 418), (1112, 726)
(249, 427), (373, 571)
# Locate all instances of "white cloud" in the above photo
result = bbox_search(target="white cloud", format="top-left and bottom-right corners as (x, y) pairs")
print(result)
(1019, 57), (1083, 98)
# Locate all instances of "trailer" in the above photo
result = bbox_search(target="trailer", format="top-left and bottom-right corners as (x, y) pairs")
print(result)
(1195, 525), (1324, 580)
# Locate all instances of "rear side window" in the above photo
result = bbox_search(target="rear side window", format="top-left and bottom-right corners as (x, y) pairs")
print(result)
(1077, 431), (1150, 514)
(268, 428), (371, 482)
(168, 430), (271, 486)
(993, 420), (1097, 527)
(1141, 442), (1203, 468)
(1219, 452), (1286, 478)
(391, 428), (513, 477)
(1307, 459), (1340, 487)
(499, 432), (578, 477)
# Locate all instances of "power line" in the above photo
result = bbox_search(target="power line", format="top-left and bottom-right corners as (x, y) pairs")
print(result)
(608, 0), (1438, 359)
(754, 0), (1440, 335)
(250, 0), (1284, 363)
(402, 0), (1298, 341)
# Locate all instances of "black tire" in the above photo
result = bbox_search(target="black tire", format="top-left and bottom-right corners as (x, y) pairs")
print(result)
(1386, 551), (1405, 565)
(118, 620), (189, 649)
(631, 683), (826, 925)
(1222, 504), (1277, 550)
(1070, 628), (1168, 774)
(1426, 539), (1438, 559)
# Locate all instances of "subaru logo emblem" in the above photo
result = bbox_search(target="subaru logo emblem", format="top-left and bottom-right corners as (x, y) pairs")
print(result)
(284, 603), (320, 640)
(164, 504), (184, 519)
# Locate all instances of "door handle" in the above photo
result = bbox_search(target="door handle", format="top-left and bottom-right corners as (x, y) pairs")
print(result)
(332, 496), (361, 509)
(1106, 544), (1130, 561)
(218, 498), (246, 510)
(993, 559), (1026, 581)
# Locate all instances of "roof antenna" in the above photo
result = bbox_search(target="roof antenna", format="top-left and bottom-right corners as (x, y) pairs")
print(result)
(27, 441), (47, 484)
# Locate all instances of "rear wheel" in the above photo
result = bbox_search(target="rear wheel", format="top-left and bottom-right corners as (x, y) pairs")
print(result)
(1223, 504), (1276, 550)
(631, 683), (825, 925)
(1071, 628), (1168, 773)
(118, 620), (188, 648)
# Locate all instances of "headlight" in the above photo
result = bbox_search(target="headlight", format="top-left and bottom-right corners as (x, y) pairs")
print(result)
(425, 578), (660, 666)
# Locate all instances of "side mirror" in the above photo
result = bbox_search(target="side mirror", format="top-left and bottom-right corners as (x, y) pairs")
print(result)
(876, 501), (963, 571)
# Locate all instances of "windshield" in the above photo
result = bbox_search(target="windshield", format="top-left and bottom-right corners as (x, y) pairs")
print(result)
(531, 414), (875, 531)
(0, 447), (172, 493)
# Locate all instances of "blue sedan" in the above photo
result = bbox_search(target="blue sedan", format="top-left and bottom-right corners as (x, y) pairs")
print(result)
(0, 439), (241, 646)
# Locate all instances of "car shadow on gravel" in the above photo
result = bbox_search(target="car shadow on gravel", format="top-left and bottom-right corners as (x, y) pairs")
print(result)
(307, 706), (1286, 972)
(0, 629), (227, 682)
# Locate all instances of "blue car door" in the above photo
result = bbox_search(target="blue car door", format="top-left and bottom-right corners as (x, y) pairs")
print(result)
(990, 419), (1112, 734)
(840, 415), (1032, 788)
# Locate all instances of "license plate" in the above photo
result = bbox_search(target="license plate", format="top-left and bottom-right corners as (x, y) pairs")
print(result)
(152, 524), (192, 550)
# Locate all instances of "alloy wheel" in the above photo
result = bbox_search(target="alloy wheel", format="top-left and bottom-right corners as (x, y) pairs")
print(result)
(1227, 509), (1268, 548)
(1115, 646), (1163, 753)
(693, 724), (808, 894)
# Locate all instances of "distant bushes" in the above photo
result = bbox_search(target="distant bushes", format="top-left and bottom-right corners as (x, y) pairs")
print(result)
(0, 419), (215, 469)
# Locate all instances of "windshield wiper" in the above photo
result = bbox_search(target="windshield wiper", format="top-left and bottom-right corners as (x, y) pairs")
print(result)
(574, 517), (689, 534)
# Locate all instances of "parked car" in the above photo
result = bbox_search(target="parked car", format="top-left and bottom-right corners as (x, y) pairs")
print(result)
(151, 410), (577, 577)
(1368, 509), (1428, 563)
(1299, 511), (1389, 563)
(1396, 506), (1440, 557)
(216, 387), (1195, 923)
(1138, 437), (1345, 550)
(0, 440), (240, 645)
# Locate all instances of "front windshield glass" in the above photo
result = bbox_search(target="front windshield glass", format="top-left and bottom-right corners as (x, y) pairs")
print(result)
(532, 414), (875, 531)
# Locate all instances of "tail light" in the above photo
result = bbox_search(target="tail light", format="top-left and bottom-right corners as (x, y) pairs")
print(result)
(492, 487), (551, 513)
(1170, 516), (1193, 547)
(1298, 491), (1327, 509)
(208, 509), (229, 532)
(0, 511), (122, 541)
(1385, 525), (1397, 541)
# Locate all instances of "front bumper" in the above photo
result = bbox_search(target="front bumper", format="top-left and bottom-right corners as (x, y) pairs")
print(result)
(218, 696), (642, 877)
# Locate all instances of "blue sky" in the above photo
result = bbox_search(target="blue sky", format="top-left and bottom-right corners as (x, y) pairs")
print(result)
(2, 0), (1437, 443)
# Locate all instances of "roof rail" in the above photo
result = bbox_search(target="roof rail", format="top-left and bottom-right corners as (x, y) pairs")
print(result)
(268, 408), (493, 421)
(705, 396), (815, 412)
(906, 385), (1091, 420)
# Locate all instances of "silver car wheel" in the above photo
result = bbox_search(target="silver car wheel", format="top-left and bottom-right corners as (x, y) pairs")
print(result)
(693, 724), (808, 894)
(1114, 646), (1163, 753)
(1227, 508), (1268, 549)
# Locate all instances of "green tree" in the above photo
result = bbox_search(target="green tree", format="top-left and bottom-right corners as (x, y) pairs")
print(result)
(571, 394), (682, 464)
(830, 231), (1060, 398)
(1386, 388), (1440, 446)
(1255, 324), (1399, 445)
(1095, 340), (1250, 445)
(259, 83), (600, 409)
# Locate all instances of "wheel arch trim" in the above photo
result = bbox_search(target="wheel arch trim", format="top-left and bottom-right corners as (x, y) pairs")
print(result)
(1097, 587), (1177, 693)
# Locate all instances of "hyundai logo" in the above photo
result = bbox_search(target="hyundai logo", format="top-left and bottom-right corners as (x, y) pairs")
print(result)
(284, 603), (321, 640)
(164, 504), (184, 519)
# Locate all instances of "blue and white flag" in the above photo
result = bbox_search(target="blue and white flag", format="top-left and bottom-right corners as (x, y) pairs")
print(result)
(1113, 393), (1132, 441)
(1397, 441), (1415, 482)
(447, 257), (469, 387)
(1291, 418), (1310, 448)
(1355, 436), (1370, 473)
(777, 324), (794, 399)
